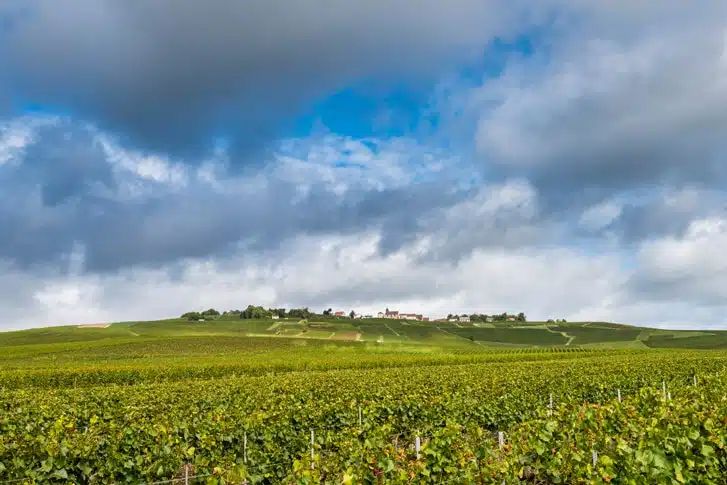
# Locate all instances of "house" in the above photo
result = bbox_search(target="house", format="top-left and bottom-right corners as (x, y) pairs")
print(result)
(364, 314), (373, 318)
(377, 310), (426, 320)
(334, 311), (345, 317)
(458, 315), (471, 323)
(353, 313), (363, 319)
(485, 316), (494, 322)
(448, 318), (458, 322)
(506, 316), (516, 321)
(422, 317), (430, 322)
(271, 314), (280, 320)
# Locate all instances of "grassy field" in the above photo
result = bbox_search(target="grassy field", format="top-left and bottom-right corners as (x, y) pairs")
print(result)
(2, 318), (727, 483)
(2, 317), (726, 350)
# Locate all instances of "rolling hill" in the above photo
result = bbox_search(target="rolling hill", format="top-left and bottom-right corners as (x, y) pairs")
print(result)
(1, 316), (726, 351)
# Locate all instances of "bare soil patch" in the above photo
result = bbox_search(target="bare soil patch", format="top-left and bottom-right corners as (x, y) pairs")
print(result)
(330, 331), (361, 341)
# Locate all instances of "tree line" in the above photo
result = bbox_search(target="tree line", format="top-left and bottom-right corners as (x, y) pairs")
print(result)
(181, 306), (315, 321)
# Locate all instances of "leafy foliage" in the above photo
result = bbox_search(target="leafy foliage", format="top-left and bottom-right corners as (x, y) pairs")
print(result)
(1, 349), (727, 483)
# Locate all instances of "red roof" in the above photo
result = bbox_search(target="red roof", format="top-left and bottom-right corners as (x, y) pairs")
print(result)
(334, 311), (345, 316)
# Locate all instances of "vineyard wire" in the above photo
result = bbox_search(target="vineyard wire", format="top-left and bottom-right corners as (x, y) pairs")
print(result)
(1, 373), (724, 485)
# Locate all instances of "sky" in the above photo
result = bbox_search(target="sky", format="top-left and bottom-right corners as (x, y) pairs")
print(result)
(2, 0), (727, 330)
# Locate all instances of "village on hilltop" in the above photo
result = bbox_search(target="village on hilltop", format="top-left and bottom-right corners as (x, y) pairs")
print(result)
(322, 308), (528, 324)
(182, 305), (529, 324)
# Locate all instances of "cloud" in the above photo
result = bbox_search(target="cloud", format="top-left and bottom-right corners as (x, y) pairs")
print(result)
(0, 231), (628, 330)
(5, 1), (727, 331)
(0, 0), (536, 162)
(7, 220), (727, 331)
(474, 15), (727, 194)
(629, 217), (727, 307)
(0, 119), (494, 272)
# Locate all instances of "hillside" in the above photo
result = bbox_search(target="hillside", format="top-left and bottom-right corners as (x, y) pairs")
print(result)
(3, 316), (727, 483)
(1, 317), (726, 351)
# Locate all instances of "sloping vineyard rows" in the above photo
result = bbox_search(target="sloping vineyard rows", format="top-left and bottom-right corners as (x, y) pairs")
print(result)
(0, 352), (726, 483)
(0, 347), (606, 390)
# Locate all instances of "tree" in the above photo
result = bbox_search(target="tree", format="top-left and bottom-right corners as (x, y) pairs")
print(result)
(181, 311), (201, 321)
(447, 314), (453, 320)
(385, 307), (389, 313)
(322, 308), (332, 316)
(288, 307), (312, 320)
(517, 312), (526, 322)
(201, 308), (220, 317)
(239, 305), (270, 319)
(349, 310), (356, 319)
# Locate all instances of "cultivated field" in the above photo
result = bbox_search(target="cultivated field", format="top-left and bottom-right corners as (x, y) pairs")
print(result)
(1, 318), (727, 483)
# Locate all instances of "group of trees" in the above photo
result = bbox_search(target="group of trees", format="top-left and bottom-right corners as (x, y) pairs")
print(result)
(180, 306), (314, 321)
(235, 306), (314, 319)
(446, 312), (526, 323)
(181, 309), (221, 321)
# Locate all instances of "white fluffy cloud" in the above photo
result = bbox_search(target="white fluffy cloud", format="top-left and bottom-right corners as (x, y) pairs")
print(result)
(631, 218), (727, 304)
(5, 231), (626, 331)
(8, 185), (727, 331)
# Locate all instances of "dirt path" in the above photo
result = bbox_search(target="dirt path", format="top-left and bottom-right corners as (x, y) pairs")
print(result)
(544, 325), (573, 346)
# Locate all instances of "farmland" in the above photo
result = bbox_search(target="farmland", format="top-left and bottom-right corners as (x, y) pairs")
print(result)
(1, 318), (727, 483)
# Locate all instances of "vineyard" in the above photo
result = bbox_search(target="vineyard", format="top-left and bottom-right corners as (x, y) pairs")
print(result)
(1, 322), (727, 483)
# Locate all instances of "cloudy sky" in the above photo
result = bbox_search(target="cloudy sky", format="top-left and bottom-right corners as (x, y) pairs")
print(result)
(2, 0), (727, 330)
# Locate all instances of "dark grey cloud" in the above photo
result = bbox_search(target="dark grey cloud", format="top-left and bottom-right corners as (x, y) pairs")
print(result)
(0, 0), (528, 163)
(475, 17), (727, 198)
(18, 123), (115, 205)
(0, 125), (475, 272)
(614, 191), (727, 243)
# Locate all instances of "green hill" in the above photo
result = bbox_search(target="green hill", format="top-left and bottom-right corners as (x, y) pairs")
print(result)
(1, 317), (726, 360)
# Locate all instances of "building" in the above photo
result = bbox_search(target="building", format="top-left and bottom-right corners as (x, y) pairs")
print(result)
(271, 314), (280, 320)
(458, 315), (471, 323)
(377, 310), (425, 321)
(334, 311), (345, 317)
